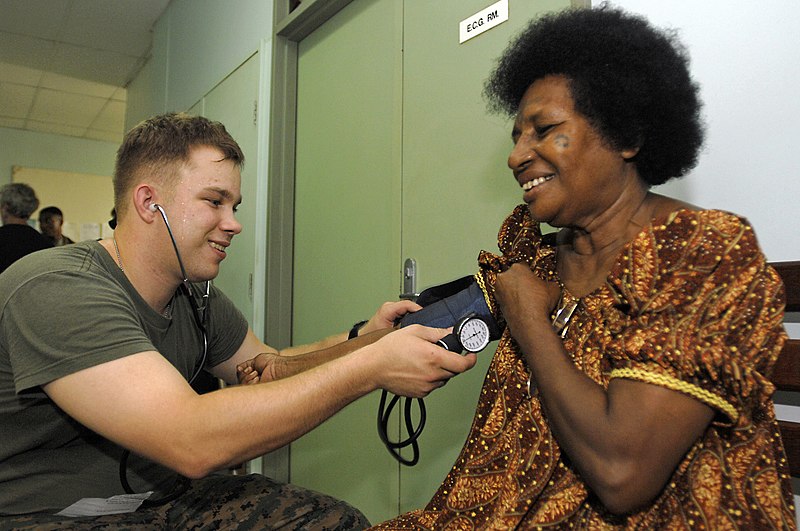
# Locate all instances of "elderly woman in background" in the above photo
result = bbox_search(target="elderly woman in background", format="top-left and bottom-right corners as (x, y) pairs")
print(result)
(374, 6), (793, 530)
(0, 183), (53, 274)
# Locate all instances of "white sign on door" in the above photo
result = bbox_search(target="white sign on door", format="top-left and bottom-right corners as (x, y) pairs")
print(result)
(459, 0), (509, 44)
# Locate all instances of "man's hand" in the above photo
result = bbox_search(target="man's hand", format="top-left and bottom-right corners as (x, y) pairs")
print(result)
(365, 325), (477, 398)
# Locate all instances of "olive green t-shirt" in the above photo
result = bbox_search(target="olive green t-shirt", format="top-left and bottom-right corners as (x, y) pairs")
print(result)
(0, 241), (248, 514)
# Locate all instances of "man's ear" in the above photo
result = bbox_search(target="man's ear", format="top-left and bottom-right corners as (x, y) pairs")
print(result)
(132, 185), (158, 220)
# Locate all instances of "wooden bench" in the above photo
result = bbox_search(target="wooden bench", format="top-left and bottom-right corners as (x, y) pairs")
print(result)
(771, 261), (800, 476)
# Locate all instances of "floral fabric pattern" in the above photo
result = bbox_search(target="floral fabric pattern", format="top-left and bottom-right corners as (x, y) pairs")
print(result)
(373, 205), (794, 530)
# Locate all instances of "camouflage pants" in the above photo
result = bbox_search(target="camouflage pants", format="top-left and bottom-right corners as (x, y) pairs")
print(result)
(0, 473), (370, 530)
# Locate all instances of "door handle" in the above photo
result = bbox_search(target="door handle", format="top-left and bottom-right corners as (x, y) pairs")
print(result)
(399, 258), (419, 300)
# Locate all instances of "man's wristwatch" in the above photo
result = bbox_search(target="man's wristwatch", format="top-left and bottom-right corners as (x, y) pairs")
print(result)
(348, 320), (368, 339)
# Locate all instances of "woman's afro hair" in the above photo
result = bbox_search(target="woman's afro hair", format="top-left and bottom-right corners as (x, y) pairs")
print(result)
(484, 5), (705, 185)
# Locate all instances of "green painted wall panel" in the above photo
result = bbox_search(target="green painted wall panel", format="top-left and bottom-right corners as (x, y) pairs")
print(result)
(204, 53), (260, 327)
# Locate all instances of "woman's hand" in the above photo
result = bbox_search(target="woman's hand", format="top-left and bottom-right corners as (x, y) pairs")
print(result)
(495, 263), (561, 330)
(236, 352), (278, 384)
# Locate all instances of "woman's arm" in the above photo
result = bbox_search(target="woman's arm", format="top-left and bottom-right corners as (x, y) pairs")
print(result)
(212, 299), (420, 384)
(495, 263), (713, 514)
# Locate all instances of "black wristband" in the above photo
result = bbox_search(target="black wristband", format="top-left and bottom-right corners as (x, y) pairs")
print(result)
(348, 320), (368, 339)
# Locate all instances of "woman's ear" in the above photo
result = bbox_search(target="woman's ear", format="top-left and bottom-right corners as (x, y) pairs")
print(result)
(621, 145), (641, 161)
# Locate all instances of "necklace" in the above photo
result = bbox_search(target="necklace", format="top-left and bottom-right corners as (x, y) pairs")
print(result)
(551, 290), (579, 338)
(527, 283), (580, 398)
(112, 237), (172, 318)
(112, 236), (124, 272)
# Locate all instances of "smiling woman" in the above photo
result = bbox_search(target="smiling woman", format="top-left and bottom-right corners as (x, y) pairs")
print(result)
(508, 75), (646, 232)
(372, 5), (795, 530)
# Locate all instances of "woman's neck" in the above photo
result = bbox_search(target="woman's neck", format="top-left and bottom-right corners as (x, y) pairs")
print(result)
(557, 192), (696, 297)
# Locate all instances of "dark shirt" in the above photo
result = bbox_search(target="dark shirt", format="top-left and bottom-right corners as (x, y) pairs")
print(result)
(0, 224), (53, 274)
(43, 234), (75, 247)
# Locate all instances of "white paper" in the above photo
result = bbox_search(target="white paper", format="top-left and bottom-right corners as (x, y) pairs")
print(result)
(55, 492), (152, 517)
(79, 222), (102, 242)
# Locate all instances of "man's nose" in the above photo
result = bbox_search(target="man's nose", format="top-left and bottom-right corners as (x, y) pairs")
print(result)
(223, 211), (242, 235)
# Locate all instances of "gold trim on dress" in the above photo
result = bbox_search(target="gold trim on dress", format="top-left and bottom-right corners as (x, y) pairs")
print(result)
(610, 367), (739, 422)
(474, 273), (495, 317)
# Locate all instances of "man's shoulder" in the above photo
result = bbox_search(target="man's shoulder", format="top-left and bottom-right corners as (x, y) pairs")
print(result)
(0, 223), (37, 236)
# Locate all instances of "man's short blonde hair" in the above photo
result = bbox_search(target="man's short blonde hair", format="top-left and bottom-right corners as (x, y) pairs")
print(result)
(113, 113), (244, 220)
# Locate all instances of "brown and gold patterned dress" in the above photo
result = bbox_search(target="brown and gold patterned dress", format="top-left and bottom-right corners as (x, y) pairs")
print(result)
(373, 205), (794, 530)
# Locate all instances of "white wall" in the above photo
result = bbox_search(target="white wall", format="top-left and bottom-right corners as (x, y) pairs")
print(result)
(601, 0), (800, 263)
(0, 126), (117, 187)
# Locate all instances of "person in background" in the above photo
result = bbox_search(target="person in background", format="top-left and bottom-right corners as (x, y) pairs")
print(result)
(0, 182), (53, 275)
(0, 113), (475, 529)
(373, 6), (793, 529)
(38, 206), (75, 247)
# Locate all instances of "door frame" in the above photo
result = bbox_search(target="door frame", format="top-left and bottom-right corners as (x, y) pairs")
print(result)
(265, 0), (356, 353)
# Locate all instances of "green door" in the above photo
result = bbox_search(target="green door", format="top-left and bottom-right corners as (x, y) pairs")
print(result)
(291, 0), (571, 523)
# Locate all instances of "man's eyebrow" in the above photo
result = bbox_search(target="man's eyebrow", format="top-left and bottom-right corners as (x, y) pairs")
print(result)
(204, 186), (242, 204)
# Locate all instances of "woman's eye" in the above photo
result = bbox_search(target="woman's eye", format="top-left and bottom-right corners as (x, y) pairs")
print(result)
(535, 124), (554, 137)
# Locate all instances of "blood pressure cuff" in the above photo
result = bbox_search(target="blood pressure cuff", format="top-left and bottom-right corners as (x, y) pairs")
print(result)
(397, 275), (502, 341)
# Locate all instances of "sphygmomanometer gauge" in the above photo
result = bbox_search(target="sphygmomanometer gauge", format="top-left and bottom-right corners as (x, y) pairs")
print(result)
(455, 313), (491, 353)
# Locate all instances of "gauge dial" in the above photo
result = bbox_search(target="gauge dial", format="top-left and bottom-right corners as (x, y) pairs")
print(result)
(456, 315), (491, 353)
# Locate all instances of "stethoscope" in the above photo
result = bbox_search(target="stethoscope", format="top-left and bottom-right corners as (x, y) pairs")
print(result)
(118, 203), (210, 507)
(150, 202), (210, 368)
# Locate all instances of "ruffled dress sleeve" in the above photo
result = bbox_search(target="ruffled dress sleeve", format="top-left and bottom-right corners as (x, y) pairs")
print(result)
(603, 210), (787, 426)
(475, 204), (557, 327)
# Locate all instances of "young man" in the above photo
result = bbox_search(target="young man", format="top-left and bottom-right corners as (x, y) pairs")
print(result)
(0, 113), (476, 529)
(38, 206), (75, 247)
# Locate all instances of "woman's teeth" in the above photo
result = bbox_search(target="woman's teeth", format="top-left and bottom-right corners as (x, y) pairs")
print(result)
(522, 175), (553, 191)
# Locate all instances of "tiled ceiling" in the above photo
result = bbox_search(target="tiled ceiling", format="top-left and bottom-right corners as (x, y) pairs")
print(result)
(0, 0), (171, 144)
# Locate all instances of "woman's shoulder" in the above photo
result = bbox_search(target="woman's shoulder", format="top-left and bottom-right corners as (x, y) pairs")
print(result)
(651, 207), (755, 248)
(621, 205), (765, 289)
(645, 193), (749, 231)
